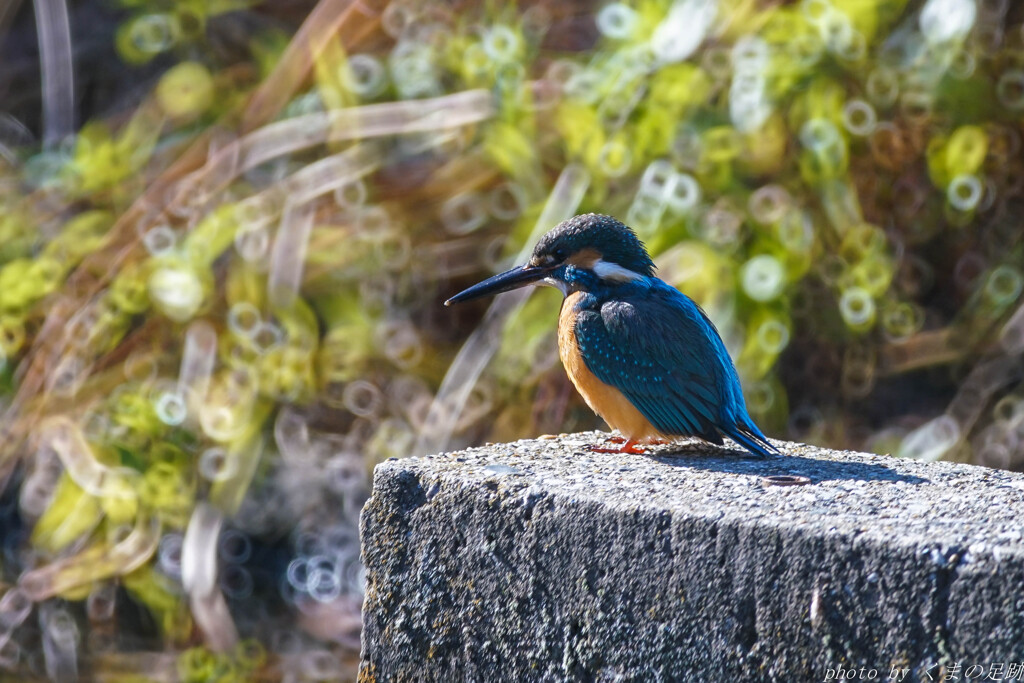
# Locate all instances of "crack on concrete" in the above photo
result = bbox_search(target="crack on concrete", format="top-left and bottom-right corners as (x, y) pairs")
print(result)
(927, 545), (964, 673)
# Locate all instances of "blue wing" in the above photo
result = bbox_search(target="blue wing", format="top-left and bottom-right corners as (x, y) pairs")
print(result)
(573, 280), (777, 457)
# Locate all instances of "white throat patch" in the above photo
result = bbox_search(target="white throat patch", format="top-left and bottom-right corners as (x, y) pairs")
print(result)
(592, 258), (644, 283)
(541, 277), (570, 295)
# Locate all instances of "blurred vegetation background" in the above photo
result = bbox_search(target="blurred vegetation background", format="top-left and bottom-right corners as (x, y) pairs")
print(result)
(0, 0), (1022, 679)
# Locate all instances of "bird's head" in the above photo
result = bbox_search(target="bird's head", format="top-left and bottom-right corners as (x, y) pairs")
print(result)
(445, 214), (655, 306)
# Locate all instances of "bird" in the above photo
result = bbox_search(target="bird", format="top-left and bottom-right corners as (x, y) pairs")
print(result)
(444, 213), (778, 458)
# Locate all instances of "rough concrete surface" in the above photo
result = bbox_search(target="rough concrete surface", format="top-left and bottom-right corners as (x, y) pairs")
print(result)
(359, 432), (1024, 683)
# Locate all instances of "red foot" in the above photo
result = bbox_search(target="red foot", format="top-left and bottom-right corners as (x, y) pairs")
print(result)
(588, 439), (647, 455)
(602, 435), (668, 449)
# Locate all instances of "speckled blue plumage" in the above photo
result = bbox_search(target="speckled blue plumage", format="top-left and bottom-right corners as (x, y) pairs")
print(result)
(535, 214), (656, 277)
(565, 271), (777, 458)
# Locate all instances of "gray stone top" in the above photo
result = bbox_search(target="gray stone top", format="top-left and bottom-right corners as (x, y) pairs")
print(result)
(361, 432), (1024, 681)
(379, 432), (1024, 567)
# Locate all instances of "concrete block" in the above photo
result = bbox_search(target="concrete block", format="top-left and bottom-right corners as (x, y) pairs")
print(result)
(359, 433), (1024, 682)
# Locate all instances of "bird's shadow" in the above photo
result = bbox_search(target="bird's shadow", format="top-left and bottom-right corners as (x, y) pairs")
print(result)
(648, 444), (929, 485)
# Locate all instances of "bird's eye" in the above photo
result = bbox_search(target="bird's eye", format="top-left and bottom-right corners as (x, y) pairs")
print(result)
(553, 248), (568, 261)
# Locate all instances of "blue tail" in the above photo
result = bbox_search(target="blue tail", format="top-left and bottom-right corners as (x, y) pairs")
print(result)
(723, 419), (780, 458)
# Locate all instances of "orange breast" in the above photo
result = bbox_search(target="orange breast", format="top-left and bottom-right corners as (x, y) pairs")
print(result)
(558, 293), (665, 443)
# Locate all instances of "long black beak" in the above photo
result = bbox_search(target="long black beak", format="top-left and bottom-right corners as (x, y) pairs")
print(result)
(444, 264), (553, 306)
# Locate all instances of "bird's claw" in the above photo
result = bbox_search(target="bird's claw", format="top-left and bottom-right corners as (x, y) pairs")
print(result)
(602, 435), (667, 449)
(588, 440), (647, 455)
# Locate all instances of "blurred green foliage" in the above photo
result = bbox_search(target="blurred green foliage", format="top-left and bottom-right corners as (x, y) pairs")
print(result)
(0, 0), (1022, 678)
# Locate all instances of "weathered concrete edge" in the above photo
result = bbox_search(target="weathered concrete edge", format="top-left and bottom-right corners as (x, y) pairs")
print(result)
(359, 434), (1024, 683)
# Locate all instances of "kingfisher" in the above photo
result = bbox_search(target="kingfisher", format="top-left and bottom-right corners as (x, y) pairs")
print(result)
(444, 213), (778, 458)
